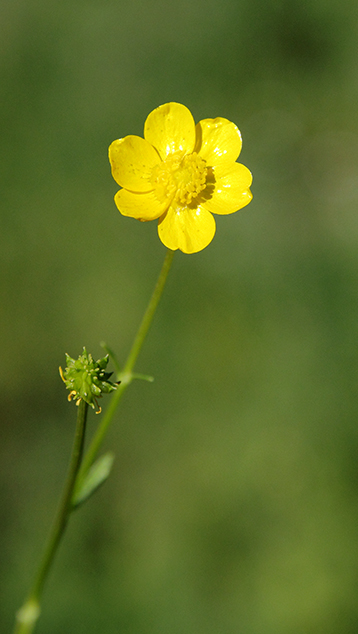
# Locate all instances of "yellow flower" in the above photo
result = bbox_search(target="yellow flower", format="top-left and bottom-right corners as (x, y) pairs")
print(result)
(108, 102), (252, 254)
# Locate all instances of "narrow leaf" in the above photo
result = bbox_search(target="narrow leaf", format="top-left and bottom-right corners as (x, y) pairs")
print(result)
(72, 452), (115, 508)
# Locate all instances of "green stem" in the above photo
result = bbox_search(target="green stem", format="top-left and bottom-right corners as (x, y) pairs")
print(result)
(77, 247), (175, 482)
(14, 400), (89, 634)
(13, 247), (174, 634)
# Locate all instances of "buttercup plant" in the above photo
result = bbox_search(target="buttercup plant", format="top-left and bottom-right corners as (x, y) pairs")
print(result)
(13, 102), (252, 634)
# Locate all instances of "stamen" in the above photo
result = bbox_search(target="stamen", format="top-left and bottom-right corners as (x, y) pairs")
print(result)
(151, 151), (207, 206)
(175, 153), (207, 205)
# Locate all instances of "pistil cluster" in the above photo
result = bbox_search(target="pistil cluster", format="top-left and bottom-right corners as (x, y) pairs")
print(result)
(59, 348), (118, 413)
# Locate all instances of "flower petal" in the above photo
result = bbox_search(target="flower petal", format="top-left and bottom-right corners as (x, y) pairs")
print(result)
(144, 103), (196, 160)
(158, 204), (216, 254)
(109, 136), (160, 191)
(114, 188), (169, 221)
(195, 118), (242, 166)
(202, 163), (253, 215)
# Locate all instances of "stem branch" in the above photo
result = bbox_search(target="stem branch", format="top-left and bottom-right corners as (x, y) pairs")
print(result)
(13, 247), (175, 634)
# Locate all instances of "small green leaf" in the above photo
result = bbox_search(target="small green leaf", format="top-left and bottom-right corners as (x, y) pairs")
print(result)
(72, 452), (115, 508)
(132, 372), (154, 382)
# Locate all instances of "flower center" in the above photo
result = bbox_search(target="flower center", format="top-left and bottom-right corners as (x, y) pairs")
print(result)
(151, 152), (208, 206)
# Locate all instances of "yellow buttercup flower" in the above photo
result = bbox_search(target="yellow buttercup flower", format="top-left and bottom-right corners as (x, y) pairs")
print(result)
(109, 102), (253, 254)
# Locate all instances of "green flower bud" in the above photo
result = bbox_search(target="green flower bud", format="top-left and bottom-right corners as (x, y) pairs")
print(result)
(59, 348), (118, 413)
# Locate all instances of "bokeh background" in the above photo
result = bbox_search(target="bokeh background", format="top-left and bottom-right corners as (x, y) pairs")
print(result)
(2, 0), (358, 632)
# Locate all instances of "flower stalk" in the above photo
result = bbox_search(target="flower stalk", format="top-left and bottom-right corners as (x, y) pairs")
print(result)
(76, 247), (175, 482)
(14, 399), (89, 634)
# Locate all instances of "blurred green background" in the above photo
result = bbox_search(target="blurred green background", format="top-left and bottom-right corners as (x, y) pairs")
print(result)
(2, 0), (358, 632)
